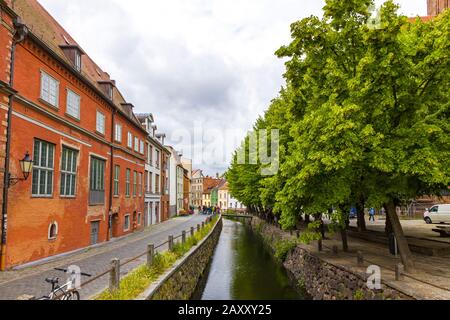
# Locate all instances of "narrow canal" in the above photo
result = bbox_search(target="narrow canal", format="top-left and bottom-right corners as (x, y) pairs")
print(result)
(193, 218), (307, 300)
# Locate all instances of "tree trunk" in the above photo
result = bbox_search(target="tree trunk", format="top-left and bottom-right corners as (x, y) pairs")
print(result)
(385, 208), (393, 235)
(305, 214), (310, 224)
(340, 227), (349, 252)
(316, 214), (326, 239)
(385, 201), (415, 272)
(356, 197), (367, 232)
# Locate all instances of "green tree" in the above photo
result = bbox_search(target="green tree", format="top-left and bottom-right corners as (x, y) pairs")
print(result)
(227, 0), (450, 272)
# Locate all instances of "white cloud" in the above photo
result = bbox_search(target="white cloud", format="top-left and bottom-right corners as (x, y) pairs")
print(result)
(38, 0), (427, 174)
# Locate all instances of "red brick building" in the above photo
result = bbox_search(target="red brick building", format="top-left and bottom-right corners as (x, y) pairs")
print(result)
(161, 149), (171, 222)
(0, 0), (149, 270)
(428, 0), (449, 16)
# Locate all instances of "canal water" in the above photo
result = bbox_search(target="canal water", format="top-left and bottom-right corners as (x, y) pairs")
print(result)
(193, 218), (306, 300)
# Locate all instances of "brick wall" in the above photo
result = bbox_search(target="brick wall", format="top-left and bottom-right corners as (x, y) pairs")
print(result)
(0, 0), (14, 271)
(428, 0), (450, 16)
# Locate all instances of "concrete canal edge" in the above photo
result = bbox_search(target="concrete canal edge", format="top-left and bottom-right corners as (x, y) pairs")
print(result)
(136, 216), (223, 300)
(249, 216), (415, 300)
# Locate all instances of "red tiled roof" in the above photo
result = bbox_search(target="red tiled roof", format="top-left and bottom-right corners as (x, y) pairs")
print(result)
(408, 16), (435, 23)
(11, 0), (143, 129)
(203, 178), (221, 194)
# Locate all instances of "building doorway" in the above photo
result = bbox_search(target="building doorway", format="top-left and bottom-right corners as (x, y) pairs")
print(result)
(155, 202), (160, 224)
(90, 221), (100, 245)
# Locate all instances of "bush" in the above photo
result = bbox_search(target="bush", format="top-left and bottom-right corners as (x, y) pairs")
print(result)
(274, 239), (298, 262)
(96, 216), (219, 300)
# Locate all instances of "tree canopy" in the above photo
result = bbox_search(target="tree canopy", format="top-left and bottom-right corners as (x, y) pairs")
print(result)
(226, 0), (450, 271)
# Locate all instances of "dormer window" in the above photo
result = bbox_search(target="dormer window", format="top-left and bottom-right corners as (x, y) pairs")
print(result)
(74, 51), (81, 72)
(98, 81), (114, 100)
(59, 45), (84, 72)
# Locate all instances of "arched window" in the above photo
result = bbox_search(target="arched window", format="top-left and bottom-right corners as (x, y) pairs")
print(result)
(48, 222), (58, 240)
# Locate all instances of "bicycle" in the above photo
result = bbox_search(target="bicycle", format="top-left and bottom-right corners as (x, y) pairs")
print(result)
(38, 268), (92, 300)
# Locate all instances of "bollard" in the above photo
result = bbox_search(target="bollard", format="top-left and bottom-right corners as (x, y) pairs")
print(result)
(191, 227), (195, 237)
(318, 239), (323, 252)
(357, 251), (364, 266)
(332, 245), (339, 255)
(395, 263), (405, 281)
(296, 230), (300, 238)
(168, 235), (174, 251)
(202, 222), (205, 229)
(197, 224), (201, 232)
(109, 258), (120, 292)
(182, 231), (186, 244)
(147, 244), (154, 268)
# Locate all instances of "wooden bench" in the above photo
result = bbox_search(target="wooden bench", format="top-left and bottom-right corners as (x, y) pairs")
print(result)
(432, 226), (450, 238)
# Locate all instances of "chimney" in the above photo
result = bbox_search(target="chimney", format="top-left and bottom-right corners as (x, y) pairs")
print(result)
(428, 0), (450, 16)
(156, 133), (166, 145)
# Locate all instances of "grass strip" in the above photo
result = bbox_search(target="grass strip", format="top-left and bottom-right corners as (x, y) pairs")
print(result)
(96, 215), (219, 300)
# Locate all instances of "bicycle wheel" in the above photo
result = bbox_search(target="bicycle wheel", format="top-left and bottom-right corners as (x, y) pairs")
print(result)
(66, 291), (80, 300)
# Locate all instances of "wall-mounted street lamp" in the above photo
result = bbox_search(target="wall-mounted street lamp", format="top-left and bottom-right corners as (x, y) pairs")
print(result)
(8, 152), (33, 187)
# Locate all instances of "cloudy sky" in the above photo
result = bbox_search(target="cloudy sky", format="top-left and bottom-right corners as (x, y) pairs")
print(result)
(39, 0), (426, 175)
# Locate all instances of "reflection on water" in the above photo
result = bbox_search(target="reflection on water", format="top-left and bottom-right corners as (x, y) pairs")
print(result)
(194, 218), (305, 300)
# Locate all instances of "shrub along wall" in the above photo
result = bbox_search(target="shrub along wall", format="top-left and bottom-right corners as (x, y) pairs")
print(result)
(137, 217), (223, 300)
(250, 217), (413, 300)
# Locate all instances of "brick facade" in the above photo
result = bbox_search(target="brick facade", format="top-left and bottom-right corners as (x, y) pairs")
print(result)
(428, 0), (450, 16)
(0, 0), (15, 270)
(0, 0), (150, 269)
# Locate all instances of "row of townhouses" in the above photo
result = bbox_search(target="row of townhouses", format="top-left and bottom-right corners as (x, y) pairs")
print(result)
(190, 170), (245, 212)
(0, 0), (195, 270)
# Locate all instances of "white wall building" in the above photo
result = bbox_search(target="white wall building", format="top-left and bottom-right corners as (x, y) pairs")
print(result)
(138, 114), (164, 226)
(167, 146), (184, 217)
(228, 196), (246, 211)
(191, 169), (204, 208)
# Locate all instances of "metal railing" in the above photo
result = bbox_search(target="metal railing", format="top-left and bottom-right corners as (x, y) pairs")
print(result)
(80, 214), (218, 295)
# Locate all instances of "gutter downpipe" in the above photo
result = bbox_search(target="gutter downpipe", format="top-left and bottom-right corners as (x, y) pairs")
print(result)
(0, 19), (27, 271)
(107, 109), (116, 242)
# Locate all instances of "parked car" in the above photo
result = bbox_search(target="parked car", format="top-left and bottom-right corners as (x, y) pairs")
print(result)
(349, 207), (357, 220)
(424, 204), (450, 224)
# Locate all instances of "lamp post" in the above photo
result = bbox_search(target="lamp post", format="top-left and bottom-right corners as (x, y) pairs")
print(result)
(8, 152), (33, 187)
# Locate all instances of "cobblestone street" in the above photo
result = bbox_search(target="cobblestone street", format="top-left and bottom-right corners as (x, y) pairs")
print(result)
(0, 214), (207, 300)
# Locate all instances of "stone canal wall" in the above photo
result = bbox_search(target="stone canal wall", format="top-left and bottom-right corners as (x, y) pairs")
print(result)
(137, 217), (223, 300)
(249, 217), (413, 300)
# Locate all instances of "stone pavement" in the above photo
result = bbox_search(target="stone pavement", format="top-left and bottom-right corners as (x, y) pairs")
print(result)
(0, 214), (208, 300)
(298, 222), (450, 299)
(350, 217), (450, 244)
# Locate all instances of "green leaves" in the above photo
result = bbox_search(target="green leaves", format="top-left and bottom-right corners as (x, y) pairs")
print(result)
(227, 0), (450, 232)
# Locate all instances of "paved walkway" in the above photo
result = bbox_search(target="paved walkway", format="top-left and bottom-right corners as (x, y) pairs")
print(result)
(350, 217), (450, 244)
(297, 219), (450, 299)
(0, 214), (207, 300)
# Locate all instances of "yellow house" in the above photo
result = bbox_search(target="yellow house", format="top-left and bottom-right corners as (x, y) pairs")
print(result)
(218, 182), (229, 210)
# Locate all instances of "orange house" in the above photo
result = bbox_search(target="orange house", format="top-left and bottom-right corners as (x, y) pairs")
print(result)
(0, 0), (147, 269)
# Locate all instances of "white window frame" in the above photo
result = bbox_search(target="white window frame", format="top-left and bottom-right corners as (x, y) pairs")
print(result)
(134, 137), (139, 152)
(114, 165), (120, 196)
(48, 222), (59, 240)
(32, 139), (55, 197)
(124, 215), (130, 231)
(66, 89), (81, 120)
(60, 146), (78, 197)
(127, 132), (133, 149)
(74, 51), (82, 72)
(115, 124), (122, 143)
(139, 140), (144, 154)
(96, 111), (106, 134)
(40, 71), (60, 107)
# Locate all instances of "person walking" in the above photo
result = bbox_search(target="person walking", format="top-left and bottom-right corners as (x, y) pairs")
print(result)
(369, 208), (376, 222)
